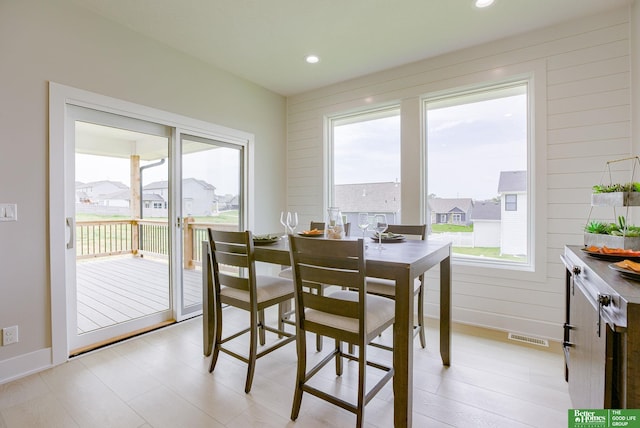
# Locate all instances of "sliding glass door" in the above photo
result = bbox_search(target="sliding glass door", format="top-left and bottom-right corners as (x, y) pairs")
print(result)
(179, 134), (243, 317)
(50, 83), (252, 360)
(68, 106), (173, 353)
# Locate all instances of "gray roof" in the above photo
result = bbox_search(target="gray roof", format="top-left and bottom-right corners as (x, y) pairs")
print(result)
(144, 177), (215, 191)
(428, 198), (473, 214)
(98, 189), (131, 200)
(470, 200), (501, 220)
(143, 193), (165, 202)
(76, 180), (128, 189)
(497, 171), (526, 193)
(334, 182), (400, 213)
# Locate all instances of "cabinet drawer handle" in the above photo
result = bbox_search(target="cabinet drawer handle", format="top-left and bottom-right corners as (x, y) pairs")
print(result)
(597, 293), (611, 337)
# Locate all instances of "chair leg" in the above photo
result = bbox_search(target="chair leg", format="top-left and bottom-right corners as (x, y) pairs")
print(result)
(258, 309), (266, 346)
(335, 339), (343, 376)
(356, 339), (366, 428)
(316, 286), (324, 351)
(291, 328), (306, 421)
(418, 285), (426, 349)
(245, 310), (258, 393)
(278, 300), (290, 338)
(209, 299), (223, 373)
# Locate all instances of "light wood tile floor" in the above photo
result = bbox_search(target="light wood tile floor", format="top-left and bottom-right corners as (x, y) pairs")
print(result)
(0, 310), (571, 428)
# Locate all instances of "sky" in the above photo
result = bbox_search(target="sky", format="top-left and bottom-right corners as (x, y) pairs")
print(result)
(333, 92), (527, 201)
(76, 90), (526, 202)
(427, 93), (527, 200)
(76, 147), (240, 196)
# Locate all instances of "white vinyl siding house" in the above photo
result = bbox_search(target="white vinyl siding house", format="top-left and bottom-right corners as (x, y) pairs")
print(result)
(498, 171), (528, 256)
(143, 178), (217, 217)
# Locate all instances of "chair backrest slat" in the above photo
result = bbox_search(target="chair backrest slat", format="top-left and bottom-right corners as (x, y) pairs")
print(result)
(289, 236), (366, 323)
(214, 251), (249, 268)
(207, 228), (256, 295)
(218, 272), (249, 291)
(299, 264), (360, 289)
(386, 224), (426, 240)
(310, 221), (325, 231)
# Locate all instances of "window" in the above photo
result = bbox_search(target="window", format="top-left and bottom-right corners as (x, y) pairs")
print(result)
(330, 107), (401, 225)
(425, 81), (529, 265)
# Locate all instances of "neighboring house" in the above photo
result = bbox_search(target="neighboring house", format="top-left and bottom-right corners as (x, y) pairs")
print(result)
(142, 193), (167, 218)
(497, 170), (527, 255)
(75, 180), (128, 204)
(219, 194), (239, 211)
(144, 178), (216, 217)
(334, 182), (401, 225)
(97, 189), (130, 208)
(470, 200), (501, 247)
(428, 198), (473, 226)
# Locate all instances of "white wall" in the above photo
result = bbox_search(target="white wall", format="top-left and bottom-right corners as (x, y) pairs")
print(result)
(287, 6), (632, 340)
(0, 0), (286, 382)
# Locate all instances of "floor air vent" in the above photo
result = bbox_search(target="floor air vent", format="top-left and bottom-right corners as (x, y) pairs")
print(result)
(507, 333), (549, 347)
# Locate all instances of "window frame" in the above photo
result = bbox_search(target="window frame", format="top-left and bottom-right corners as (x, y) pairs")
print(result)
(505, 194), (518, 211)
(422, 73), (543, 276)
(327, 104), (401, 211)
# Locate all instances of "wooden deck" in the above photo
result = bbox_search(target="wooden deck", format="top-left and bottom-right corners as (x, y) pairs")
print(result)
(76, 256), (202, 334)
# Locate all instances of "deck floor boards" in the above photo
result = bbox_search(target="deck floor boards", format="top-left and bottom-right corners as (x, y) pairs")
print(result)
(76, 256), (202, 334)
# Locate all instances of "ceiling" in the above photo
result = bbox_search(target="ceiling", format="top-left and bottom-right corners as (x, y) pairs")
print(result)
(70, 0), (630, 96)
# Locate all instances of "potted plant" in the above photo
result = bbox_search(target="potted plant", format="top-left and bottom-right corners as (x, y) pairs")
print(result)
(591, 182), (640, 206)
(584, 216), (640, 249)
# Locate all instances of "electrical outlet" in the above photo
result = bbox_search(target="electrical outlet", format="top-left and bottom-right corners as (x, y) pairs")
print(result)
(2, 325), (19, 345)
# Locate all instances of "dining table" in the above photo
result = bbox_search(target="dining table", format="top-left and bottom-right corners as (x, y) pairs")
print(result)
(202, 234), (452, 428)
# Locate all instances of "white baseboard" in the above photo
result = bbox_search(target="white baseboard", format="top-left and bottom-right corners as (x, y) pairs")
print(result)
(425, 303), (562, 341)
(0, 348), (52, 385)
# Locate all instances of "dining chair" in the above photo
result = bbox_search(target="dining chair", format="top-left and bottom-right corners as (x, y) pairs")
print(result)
(288, 235), (395, 428)
(280, 220), (326, 351)
(206, 229), (296, 393)
(367, 224), (427, 349)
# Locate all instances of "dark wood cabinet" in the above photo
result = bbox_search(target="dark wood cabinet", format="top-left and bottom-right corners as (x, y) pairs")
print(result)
(562, 246), (640, 409)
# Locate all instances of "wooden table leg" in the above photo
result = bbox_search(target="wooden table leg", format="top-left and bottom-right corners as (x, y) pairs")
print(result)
(440, 253), (451, 366)
(393, 267), (413, 428)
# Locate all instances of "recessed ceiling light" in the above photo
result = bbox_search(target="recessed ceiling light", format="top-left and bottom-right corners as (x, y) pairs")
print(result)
(475, 0), (494, 8)
(305, 55), (320, 64)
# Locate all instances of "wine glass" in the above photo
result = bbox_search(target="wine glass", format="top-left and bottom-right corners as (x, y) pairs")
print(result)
(373, 214), (388, 250)
(279, 211), (289, 238)
(287, 211), (298, 235)
(357, 212), (369, 240)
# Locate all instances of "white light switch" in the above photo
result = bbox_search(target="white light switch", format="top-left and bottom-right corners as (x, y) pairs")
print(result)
(0, 204), (17, 222)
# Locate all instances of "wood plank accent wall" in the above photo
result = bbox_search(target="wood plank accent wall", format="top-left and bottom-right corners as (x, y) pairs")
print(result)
(286, 7), (631, 341)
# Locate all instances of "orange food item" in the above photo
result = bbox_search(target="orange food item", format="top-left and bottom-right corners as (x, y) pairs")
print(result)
(616, 259), (640, 272)
(302, 228), (323, 235)
(587, 246), (640, 257)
